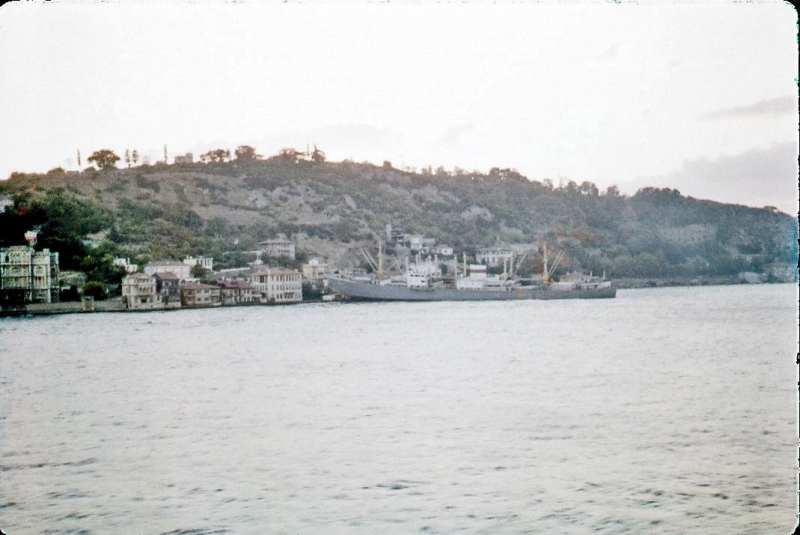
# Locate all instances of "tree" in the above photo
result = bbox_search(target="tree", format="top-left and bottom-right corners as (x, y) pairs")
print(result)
(82, 280), (106, 300)
(87, 149), (120, 170)
(275, 148), (300, 162)
(132, 149), (139, 166)
(200, 149), (230, 163)
(234, 145), (261, 161)
(311, 145), (326, 163)
(124, 149), (131, 168)
(190, 264), (208, 278)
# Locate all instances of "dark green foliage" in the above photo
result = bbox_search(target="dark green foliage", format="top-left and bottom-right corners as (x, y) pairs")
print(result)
(1, 158), (796, 283)
(60, 285), (81, 302)
(82, 281), (106, 300)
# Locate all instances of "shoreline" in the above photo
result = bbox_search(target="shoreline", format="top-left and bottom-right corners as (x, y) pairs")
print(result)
(1, 278), (791, 318)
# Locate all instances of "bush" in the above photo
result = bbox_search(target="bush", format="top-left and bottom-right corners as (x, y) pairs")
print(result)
(82, 281), (106, 300)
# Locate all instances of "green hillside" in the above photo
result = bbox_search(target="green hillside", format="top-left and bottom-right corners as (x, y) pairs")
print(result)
(1, 153), (796, 287)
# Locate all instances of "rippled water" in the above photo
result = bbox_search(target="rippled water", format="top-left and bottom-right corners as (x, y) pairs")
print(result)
(1, 284), (797, 534)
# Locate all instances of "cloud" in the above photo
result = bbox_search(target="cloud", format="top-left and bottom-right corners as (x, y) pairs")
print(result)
(700, 95), (796, 121)
(624, 142), (799, 214)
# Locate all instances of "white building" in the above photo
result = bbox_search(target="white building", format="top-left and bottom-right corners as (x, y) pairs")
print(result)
(183, 256), (214, 271)
(144, 261), (191, 280)
(435, 245), (454, 256)
(113, 257), (139, 274)
(121, 273), (161, 309)
(302, 258), (329, 282)
(0, 245), (60, 303)
(659, 224), (716, 246)
(476, 247), (515, 267)
(251, 268), (302, 304)
(407, 235), (436, 251)
(259, 239), (296, 260)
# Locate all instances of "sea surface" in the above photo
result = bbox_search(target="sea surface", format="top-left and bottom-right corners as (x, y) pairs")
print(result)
(1, 284), (797, 534)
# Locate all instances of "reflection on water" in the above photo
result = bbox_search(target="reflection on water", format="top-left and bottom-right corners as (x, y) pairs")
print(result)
(1, 284), (797, 534)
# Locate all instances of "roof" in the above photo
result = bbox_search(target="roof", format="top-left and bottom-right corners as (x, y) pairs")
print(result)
(154, 272), (179, 280)
(125, 273), (154, 280)
(252, 268), (300, 276)
(217, 280), (254, 289)
(180, 282), (220, 290)
(147, 261), (185, 266)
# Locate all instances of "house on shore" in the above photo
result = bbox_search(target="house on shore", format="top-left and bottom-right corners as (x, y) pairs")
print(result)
(0, 244), (60, 304)
(122, 273), (161, 309)
(155, 272), (181, 308)
(217, 279), (257, 305)
(179, 282), (222, 308)
(251, 268), (302, 304)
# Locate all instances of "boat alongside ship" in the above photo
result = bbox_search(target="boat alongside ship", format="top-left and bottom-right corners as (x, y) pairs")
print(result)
(327, 244), (616, 301)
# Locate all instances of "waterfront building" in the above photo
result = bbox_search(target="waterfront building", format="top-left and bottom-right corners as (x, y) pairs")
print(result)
(179, 282), (222, 307)
(121, 273), (161, 309)
(144, 261), (191, 280)
(155, 272), (181, 308)
(250, 268), (302, 304)
(0, 245), (60, 303)
(259, 238), (296, 260)
(302, 258), (329, 283)
(217, 279), (257, 305)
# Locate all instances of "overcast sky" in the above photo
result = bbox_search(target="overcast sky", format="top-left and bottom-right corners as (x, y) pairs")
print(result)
(0, 1), (797, 214)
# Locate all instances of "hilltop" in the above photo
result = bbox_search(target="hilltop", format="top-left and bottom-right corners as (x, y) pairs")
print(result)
(0, 153), (796, 287)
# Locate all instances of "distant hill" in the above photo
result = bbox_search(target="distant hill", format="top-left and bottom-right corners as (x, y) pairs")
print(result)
(0, 156), (796, 284)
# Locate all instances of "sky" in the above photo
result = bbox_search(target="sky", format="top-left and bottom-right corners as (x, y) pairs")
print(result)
(0, 0), (797, 214)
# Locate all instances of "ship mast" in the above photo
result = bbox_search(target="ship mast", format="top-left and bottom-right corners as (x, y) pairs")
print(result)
(378, 240), (384, 280)
(543, 244), (549, 284)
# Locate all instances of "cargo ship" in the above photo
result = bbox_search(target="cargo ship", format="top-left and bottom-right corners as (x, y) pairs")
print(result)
(327, 244), (616, 301)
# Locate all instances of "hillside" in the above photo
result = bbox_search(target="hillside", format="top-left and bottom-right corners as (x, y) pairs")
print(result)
(0, 156), (796, 285)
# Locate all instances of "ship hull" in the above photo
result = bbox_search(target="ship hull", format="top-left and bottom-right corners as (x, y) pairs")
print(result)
(327, 277), (616, 301)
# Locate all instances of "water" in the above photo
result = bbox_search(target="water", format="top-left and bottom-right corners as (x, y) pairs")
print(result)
(1, 284), (797, 534)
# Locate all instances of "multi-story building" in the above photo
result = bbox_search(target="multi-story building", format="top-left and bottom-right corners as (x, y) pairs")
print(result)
(183, 256), (214, 271)
(144, 261), (191, 280)
(259, 239), (296, 260)
(155, 272), (181, 308)
(121, 273), (160, 309)
(302, 258), (329, 283)
(476, 247), (515, 267)
(179, 282), (222, 307)
(0, 245), (60, 303)
(251, 268), (302, 304)
(658, 224), (717, 246)
(217, 279), (257, 305)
